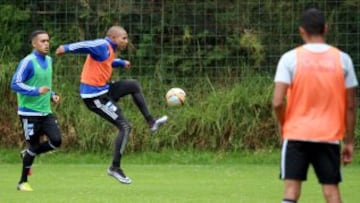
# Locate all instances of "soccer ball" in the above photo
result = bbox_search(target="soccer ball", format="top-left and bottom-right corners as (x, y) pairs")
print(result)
(166, 88), (186, 106)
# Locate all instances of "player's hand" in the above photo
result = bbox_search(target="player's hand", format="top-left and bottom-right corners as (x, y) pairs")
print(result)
(55, 45), (65, 55)
(124, 60), (131, 69)
(52, 94), (60, 104)
(342, 143), (354, 165)
(39, 86), (50, 94)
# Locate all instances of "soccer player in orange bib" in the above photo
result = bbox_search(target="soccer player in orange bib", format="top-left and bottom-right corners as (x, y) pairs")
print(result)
(56, 26), (167, 184)
(272, 8), (357, 203)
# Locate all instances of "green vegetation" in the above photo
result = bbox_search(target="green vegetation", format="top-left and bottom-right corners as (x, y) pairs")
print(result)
(0, 148), (282, 165)
(0, 1), (359, 151)
(1, 73), (280, 152)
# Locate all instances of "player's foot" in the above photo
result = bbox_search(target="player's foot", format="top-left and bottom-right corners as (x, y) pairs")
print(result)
(20, 149), (32, 176)
(150, 115), (168, 133)
(17, 182), (33, 191)
(107, 167), (132, 184)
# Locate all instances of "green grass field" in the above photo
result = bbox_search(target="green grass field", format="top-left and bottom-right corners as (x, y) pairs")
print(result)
(1, 150), (360, 203)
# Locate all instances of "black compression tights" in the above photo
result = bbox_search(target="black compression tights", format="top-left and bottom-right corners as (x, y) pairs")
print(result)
(108, 79), (154, 124)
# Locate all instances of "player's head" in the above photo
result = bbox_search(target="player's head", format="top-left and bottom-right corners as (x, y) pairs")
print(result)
(30, 30), (50, 55)
(299, 8), (327, 41)
(107, 26), (128, 50)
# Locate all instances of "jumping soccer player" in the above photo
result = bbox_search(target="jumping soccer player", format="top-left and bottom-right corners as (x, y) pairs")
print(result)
(55, 26), (167, 184)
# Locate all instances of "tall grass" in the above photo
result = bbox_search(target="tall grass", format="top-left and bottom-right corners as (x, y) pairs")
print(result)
(152, 75), (277, 151)
(54, 73), (277, 152)
(2, 63), (359, 152)
(1, 62), (278, 152)
(0, 61), (23, 146)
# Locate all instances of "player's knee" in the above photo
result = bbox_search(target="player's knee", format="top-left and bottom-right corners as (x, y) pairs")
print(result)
(50, 136), (62, 148)
(284, 183), (301, 201)
(127, 125), (132, 134)
(123, 122), (132, 134)
(322, 185), (341, 202)
(129, 79), (141, 93)
(117, 120), (132, 134)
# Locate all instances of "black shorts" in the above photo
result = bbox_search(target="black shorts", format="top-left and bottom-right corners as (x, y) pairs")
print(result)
(82, 80), (141, 127)
(280, 140), (341, 184)
(19, 114), (61, 148)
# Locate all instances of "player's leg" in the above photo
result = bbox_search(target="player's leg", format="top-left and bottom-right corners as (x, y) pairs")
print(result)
(83, 96), (132, 184)
(36, 114), (62, 154)
(280, 140), (310, 202)
(311, 143), (342, 203)
(108, 80), (168, 132)
(18, 116), (42, 191)
(321, 185), (341, 203)
(108, 119), (132, 184)
(283, 180), (302, 203)
(20, 149), (32, 175)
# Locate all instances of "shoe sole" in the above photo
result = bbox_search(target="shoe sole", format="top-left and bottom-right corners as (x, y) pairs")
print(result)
(17, 185), (33, 191)
(107, 171), (132, 184)
(17, 188), (33, 192)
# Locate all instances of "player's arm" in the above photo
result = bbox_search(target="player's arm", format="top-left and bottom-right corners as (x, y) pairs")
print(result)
(112, 58), (130, 69)
(56, 39), (109, 61)
(342, 53), (358, 165)
(345, 88), (356, 144)
(272, 82), (288, 136)
(10, 59), (47, 96)
(272, 52), (293, 138)
(342, 87), (356, 165)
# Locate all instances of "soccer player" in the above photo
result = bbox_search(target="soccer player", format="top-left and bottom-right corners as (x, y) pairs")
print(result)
(55, 26), (168, 184)
(11, 30), (62, 191)
(272, 8), (357, 203)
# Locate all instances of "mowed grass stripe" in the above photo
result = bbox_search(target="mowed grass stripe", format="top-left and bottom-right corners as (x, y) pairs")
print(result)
(1, 164), (359, 203)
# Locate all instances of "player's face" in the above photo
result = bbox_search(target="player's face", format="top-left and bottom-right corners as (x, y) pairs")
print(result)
(114, 31), (128, 50)
(32, 33), (50, 55)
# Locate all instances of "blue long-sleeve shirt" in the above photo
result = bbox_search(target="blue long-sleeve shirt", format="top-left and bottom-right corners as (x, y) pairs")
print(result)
(63, 37), (126, 98)
(11, 50), (54, 116)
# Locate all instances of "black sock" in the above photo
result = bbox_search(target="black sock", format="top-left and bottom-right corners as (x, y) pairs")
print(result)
(112, 155), (121, 169)
(19, 152), (35, 183)
(282, 199), (297, 203)
(147, 116), (155, 126)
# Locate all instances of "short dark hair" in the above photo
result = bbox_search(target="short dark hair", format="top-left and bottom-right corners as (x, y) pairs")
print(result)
(300, 8), (325, 35)
(30, 30), (48, 41)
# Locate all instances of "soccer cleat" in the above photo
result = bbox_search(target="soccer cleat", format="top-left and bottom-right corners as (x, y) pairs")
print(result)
(17, 182), (33, 191)
(150, 115), (168, 133)
(107, 167), (132, 184)
(20, 149), (32, 176)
